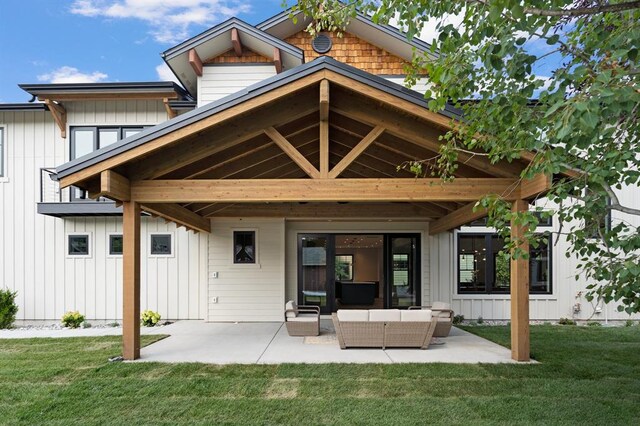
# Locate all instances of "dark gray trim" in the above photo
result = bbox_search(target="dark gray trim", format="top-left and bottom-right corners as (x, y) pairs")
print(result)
(19, 82), (190, 100)
(256, 7), (437, 58)
(38, 201), (123, 217)
(55, 56), (459, 180)
(168, 100), (197, 110)
(0, 103), (48, 111)
(162, 17), (304, 61)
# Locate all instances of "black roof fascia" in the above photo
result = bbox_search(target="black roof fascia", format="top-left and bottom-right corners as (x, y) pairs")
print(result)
(0, 103), (48, 111)
(168, 100), (197, 110)
(162, 17), (304, 61)
(55, 56), (457, 180)
(256, 6), (436, 57)
(19, 82), (190, 100)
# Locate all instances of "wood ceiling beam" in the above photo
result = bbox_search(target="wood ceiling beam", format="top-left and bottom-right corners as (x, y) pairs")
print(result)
(319, 79), (330, 121)
(329, 125), (385, 178)
(188, 49), (203, 77)
(59, 72), (326, 188)
(231, 28), (242, 56)
(319, 80), (330, 177)
(141, 203), (210, 234)
(520, 173), (551, 200)
(97, 170), (130, 202)
(429, 201), (488, 235)
(130, 178), (521, 203)
(44, 99), (67, 139)
(265, 127), (320, 179)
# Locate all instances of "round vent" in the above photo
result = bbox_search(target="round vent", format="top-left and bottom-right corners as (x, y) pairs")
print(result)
(312, 34), (333, 54)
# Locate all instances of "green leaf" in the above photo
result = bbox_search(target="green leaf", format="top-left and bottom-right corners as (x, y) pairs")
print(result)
(547, 34), (560, 45)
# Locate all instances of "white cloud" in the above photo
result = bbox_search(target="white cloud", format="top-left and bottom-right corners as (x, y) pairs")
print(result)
(70, 0), (251, 44)
(37, 66), (108, 83)
(155, 63), (181, 85)
(418, 13), (465, 45)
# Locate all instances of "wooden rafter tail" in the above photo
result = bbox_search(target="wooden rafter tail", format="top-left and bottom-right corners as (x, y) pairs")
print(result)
(188, 48), (203, 77)
(44, 99), (67, 138)
(99, 170), (131, 202)
(273, 48), (282, 73)
(163, 98), (177, 119)
(231, 28), (242, 56)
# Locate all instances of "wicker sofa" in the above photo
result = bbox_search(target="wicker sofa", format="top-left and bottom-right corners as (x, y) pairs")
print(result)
(284, 300), (320, 336)
(331, 309), (438, 349)
(409, 302), (454, 337)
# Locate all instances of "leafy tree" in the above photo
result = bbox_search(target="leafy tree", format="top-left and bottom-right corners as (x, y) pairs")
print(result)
(291, 0), (640, 313)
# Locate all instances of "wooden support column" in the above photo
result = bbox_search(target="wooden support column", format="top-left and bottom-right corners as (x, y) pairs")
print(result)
(122, 201), (141, 360)
(510, 199), (530, 362)
(319, 79), (330, 178)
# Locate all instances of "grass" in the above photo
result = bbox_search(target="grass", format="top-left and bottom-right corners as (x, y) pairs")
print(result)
(1, 326), (639, 425)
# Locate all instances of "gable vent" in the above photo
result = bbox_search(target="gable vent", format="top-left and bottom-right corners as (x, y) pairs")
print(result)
(312, 34), (333, 54)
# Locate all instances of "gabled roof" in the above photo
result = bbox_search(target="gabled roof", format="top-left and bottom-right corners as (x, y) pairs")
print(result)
(55, 56), (460, 181)
(19, 82), (190, 101)
(162, 17), (304, 98)
(257, 6), (437, 61)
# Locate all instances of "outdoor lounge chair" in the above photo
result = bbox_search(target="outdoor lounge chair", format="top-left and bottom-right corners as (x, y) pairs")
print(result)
(284, 300), (320, 336)
(409, 302), (454, 337)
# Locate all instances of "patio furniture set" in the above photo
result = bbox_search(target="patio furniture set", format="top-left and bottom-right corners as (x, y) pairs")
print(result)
(284, 300), (454, 349)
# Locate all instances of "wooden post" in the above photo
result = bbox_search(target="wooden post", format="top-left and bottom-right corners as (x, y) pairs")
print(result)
(510, 199), (530, 361)
(122, 201), (141, 360)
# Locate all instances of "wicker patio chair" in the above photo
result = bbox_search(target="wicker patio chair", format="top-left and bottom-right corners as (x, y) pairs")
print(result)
(284, 300), (320, 336)
(409, 302), (454, 337)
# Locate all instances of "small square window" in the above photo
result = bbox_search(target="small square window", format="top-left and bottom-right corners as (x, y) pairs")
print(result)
(109, 234), (123, 255)
(68, 234), (89, 256)
(150, 234), (172, 255)
(234, 231), (255, 264)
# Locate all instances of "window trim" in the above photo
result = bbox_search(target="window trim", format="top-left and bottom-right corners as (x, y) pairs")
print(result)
(70, 125), (147, 160)
(67, 233), (92, 258)
(232, 229), (259, 267)
(107, 233), (123, 257)
(455, 231), (553, 296)
(149, 232), (174, 257)
(0, 126), (7, 182)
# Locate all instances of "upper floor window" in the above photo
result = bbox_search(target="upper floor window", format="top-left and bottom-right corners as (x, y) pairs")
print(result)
(457, 232), (552, 295)
(70, 126), (144, 160)
(0, 127), (5, 177)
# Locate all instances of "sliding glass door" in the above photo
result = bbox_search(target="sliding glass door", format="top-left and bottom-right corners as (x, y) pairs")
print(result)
(386, 235), (420, 308)
(298, 234), (335, 314)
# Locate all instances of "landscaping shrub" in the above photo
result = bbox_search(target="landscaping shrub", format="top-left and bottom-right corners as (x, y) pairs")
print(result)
(61, 311), (85, 328)
(0, 288), (18, 329)
(477, 316), (484, 324)
(586, 321), (602, 327)
(558, 317), (577, 325)
(141, 310), (161, 327)
(625, 320), (635, 327)
(452, 314), (464, 325)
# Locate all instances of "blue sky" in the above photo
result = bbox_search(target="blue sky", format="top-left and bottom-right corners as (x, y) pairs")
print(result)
(0, 0), (288, 102)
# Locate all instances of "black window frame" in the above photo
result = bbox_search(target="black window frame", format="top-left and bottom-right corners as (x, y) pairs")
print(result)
(109, 234), (123, 256)
(233, 231), (256, 264)
(457, 232), (552, 295)
(468, 211), (553, 227)
(150, 233), (173, 256)
(68, 234), (90, 256)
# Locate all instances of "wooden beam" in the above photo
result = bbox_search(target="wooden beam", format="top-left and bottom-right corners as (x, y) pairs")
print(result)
(264, 127), (320, 179)
(429, 201), (488, 235)
(520, 173), (551, 200)
(273, 48), (282, 73)
(44, 99), (66, 139)
(163, 98), (177, 119)
(122, 201), (141, 360)
(511, 199), (530, 362)
(58, 72), (325, 188)
(329, 125), (385, 179)
(130, 178), (520, 203)
(141, 203), (210, 233)
(99, 170), (130, 202)
(319, 79), (329, 121)
(319, 120), (329, 178)
(188, 48), (203, 77)
(231, 28), (242, 56)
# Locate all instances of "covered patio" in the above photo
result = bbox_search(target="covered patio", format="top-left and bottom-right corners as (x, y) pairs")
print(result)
(54, 57), (552, 362)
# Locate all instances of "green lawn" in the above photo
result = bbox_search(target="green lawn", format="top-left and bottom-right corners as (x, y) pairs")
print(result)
(1, 326), (639, 425)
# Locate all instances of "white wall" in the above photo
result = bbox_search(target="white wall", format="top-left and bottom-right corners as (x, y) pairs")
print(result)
(384, 76), (431, 94)
(198, 65), (277, 107)
(0, 101), (208, 321)
(207, 218), (285, 322)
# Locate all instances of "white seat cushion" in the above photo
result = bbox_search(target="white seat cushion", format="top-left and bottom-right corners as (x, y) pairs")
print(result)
(369, 309), (401, 322)
(432, 301), (451, 310)
(337, 309), (369, 322)
(285, 300), (297, 318)
(288, 315), (317, 322)
(401, 309), (432, 322)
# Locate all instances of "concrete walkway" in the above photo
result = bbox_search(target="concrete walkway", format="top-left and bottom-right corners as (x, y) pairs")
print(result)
(1, 320), (521, 364)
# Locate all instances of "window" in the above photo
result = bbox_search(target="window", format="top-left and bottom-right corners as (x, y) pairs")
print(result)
(150, 234), (172, 256)
(68, 234), (90, 256)
(70, 126), (145, 160)
(233, 231), (255, 264)
(335, 255), (354, 281)
(0, 127), (4, 178)
(457, 233), (552, 295)
(109, 234), (123, 256)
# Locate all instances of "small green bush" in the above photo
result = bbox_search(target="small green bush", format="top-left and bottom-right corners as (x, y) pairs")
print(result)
(141, 310), (161, 327)
(558, 318), (576, 326)
(477, 316), (484, 324)
(625, 320), (635, 327)
(0, 289), (19, 329)
(61, 311), (85, 328)
(452, 314), (464, 325)
(586, 321), (602, 327)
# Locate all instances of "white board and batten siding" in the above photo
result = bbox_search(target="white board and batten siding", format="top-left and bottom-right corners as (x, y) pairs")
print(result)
(384, 76), (431, 95)
(198, 65), (277, 107)
(0, 100), (207, 321)
(430, 189), (640, 322)
(207, 218), (285, 322)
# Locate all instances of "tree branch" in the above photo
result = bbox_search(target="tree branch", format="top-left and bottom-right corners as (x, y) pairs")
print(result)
(603, 183), (640, 216)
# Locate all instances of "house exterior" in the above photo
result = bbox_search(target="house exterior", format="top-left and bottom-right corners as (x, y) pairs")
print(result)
(1, 5), (638, 354)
